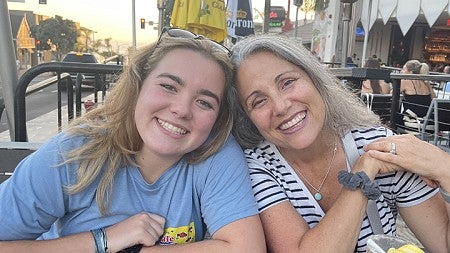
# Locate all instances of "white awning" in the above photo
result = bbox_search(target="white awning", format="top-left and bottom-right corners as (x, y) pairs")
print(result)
(360, 0), (450, 35)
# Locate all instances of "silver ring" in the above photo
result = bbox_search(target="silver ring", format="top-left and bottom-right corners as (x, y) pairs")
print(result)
(390, 142), (397, 155)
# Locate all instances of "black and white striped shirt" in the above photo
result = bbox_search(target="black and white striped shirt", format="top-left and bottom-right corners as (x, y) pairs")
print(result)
(246, 127), (438, 252)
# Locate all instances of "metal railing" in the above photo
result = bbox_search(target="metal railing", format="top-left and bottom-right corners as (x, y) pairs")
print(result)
(14, 62), (123, 142)
(331, 67), (450, 133)
(11, 65), (450, 143)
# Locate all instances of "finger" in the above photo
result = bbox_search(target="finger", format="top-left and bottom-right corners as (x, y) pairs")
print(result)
(147, 213), (166, 226)
(364, 140), (392, 153)
(366, 149), (403, 165)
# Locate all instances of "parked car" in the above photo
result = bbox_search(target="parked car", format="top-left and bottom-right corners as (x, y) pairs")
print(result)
(61, 52), (106, 90)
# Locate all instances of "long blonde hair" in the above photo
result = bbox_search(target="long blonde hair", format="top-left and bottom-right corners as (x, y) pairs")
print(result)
(64, 35), (234, 214)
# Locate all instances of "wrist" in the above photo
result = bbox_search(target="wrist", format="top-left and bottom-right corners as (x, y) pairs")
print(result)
(338, 170), (381, 200)
(91, 227), (108, 253)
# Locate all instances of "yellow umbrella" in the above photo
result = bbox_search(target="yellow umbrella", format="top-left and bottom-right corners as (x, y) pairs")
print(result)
(188, 0), (227, 42)
(171, 0), (227, 42)
(171, 0), (189, 29)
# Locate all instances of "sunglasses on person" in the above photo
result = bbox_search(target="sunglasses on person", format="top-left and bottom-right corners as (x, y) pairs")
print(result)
(157, 27), (231, 55)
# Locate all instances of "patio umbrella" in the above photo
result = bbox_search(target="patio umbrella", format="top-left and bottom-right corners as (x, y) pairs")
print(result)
(171, 0), (228, 42)
(171, 0), (190, 29)
(226, 0), (255, 39)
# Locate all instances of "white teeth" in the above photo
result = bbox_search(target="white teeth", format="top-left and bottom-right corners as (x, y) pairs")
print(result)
(279, 112), (306, 130)
(157, 119), (187, 135)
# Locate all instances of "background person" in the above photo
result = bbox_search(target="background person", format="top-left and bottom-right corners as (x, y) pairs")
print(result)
(400, 60), (436, 118)
(230, 34), (448, 253)
(0, 30), (265, 253)
(361, 57), (391, 94)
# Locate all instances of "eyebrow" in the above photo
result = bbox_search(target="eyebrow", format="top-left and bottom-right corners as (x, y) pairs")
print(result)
(244, 70), (290, 104)
(158, 73), (221, 105)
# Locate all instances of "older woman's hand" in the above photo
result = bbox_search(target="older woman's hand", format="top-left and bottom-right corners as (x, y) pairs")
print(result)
(364, 134), (450, 189)
(352, 152), (400, 180)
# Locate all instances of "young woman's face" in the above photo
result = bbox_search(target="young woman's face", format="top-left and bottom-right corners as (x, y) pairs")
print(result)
(135, 48), (225, 161)
(236, 51), (326, 150)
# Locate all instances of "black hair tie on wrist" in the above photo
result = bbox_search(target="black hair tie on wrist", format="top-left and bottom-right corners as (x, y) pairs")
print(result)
(338, 170), (381, 200)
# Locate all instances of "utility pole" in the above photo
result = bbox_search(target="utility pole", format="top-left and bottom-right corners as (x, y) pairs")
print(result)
(263, 0), (270, 33)
(132, 0), (136, 49)
(0, 0), (19, 140)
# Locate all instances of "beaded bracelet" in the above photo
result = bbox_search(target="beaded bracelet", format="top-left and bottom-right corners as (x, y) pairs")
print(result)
(91, 227), (108, 253)
(337, 170), (381, 200)
(440, 188), (450, 203)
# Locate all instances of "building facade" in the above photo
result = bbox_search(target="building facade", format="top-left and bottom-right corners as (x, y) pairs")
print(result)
(309, 0), (450, 69)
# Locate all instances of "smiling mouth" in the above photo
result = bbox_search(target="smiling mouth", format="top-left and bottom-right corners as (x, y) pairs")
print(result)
(157, 118), (188, 135)
(279, 112), (306, 130)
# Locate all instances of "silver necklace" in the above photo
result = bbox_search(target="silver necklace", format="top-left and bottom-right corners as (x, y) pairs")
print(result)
(290, 142), (338, 201)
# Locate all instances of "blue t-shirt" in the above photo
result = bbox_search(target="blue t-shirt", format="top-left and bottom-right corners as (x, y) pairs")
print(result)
(0, 132), (258, 244)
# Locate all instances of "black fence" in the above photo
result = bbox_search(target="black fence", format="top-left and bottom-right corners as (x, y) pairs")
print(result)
(331, 67), (450, 147)
(10, 64), (450, 146)
(14, 62), (123, 142)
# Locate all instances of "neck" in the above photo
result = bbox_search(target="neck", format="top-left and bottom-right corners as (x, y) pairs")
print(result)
(135, 149), (181, 183)
(279, 132), (338, 165)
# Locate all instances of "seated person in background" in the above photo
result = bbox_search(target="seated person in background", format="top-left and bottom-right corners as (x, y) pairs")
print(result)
(400, 60), (435, 118)
(345, 56), (358, 67)
(361, 58), (391, 94)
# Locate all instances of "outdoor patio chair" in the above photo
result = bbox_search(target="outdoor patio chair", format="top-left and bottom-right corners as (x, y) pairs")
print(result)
(420, 99), (450, 148)
(0, 142), (40, 184)
(361, 93), (398, 124)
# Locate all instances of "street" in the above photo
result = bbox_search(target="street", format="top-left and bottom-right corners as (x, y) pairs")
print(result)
(0, 74), (94, 133)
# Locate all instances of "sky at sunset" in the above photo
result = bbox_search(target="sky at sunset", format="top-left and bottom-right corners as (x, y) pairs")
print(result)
(8, 0), (161, 49)
(7, 0), (297, 49)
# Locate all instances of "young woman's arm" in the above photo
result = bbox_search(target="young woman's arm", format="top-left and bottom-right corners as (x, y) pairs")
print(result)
(0, 212), (166, 253)
(139, 215), (266, 253)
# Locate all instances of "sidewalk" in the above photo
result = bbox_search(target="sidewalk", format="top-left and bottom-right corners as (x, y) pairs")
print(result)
(0, 92), (102, 143)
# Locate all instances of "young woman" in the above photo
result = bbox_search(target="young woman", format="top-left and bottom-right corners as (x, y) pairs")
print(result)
(230, 34), (448, 253)
(400, 60), (436, 118)
(361, 58), (391, 94)
(0, 29), (265, 253)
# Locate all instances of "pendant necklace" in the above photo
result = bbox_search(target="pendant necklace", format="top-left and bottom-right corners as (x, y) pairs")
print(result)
(291, 141), (337, 201)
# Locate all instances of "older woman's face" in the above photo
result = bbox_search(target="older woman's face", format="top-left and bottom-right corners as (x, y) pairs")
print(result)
(236, 51), (326, 150)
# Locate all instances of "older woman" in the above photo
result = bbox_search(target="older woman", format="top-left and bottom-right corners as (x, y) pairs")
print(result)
(231, 34), (448, 253)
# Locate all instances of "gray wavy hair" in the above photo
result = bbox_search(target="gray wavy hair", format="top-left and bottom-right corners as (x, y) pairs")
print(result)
(230, 34), (381, 148)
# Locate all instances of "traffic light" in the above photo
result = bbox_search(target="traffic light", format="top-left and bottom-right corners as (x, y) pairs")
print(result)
(39, 0), (47, 4)
(140, 18), (145, 29)
(35, 39), (41, 50)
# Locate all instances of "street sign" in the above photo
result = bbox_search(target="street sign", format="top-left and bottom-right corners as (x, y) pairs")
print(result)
(269, 22), (282, 27)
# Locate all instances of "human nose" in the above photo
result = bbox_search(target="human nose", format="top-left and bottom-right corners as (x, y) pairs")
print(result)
(272, 95), (291, 117)
(170, 97), (193, 119)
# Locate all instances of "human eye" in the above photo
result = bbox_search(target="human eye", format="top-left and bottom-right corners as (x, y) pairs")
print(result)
(197, 99), (215, 110)
(160, 83), (177, 93)
(281, 78), (296, 90)
(250, 97), (267, 109)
